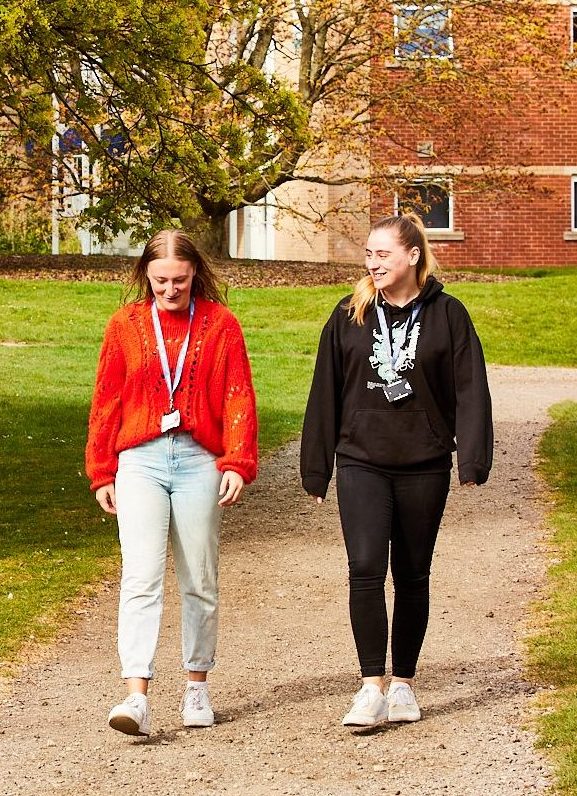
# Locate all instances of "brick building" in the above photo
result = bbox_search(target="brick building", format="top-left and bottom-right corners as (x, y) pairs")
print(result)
(33, 3), (577, 268)
(370, 2), (577, 268)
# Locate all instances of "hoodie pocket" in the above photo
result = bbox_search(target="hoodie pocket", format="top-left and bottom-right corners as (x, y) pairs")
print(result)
(346, 409), (450, 467)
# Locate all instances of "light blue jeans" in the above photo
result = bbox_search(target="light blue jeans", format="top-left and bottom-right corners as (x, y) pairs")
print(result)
(115, 433), (223, 679)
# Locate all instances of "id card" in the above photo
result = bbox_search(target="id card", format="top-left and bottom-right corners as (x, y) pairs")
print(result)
(161, 409), (181, 433)
(383, 379), (413, 403)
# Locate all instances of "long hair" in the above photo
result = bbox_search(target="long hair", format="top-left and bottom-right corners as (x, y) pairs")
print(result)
(348, 212), (438, 325)
(123, 229), (227, 305)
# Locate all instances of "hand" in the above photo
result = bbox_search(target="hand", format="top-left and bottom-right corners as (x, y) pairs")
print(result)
(312, 496), (324, 504)
(218, 471), (245, 507)
(462, 481), (475, 487)
(95, 483), (117, 514)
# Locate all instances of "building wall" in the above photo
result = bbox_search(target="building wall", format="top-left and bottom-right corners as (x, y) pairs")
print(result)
(438, 176), (577, 268)
(272, 181), (329, 262)
(229, 179), (369, 264)
(326, 183), (369, 264)
(370, 3), (577, 268)
(376, 175), (577, 268)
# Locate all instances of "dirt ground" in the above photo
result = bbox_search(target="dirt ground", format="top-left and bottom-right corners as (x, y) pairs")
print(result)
(0, 255), (521, 288)
(1, 365), (576, 796)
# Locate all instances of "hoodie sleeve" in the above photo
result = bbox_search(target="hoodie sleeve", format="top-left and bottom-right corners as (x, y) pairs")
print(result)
(300, 307), (344, 499)
(449, 300), (493, 485)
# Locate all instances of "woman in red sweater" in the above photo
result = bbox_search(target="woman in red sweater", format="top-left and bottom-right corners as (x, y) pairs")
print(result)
(86, 229), (258, 736)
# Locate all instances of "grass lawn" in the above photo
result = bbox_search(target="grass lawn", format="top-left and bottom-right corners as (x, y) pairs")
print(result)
(0, 269), (576, 792)
(529, 401), (577, 794)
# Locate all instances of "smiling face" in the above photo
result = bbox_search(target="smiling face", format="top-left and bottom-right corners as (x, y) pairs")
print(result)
(147, 257), (195, 311)
(365, 227), (420, 297)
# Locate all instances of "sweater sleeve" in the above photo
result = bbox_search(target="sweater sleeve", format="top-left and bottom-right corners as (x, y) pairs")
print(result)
(300, 309), (344, 499)
(450, 302), (493, 485)
(215, 321), (258, 484)
(85, 317), (127, 491)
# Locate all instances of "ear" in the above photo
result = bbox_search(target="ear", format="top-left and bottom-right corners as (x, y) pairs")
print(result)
(409, 247), (420, 266)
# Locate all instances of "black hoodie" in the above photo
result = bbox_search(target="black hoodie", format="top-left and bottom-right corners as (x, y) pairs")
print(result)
(300, 276), (493, 499)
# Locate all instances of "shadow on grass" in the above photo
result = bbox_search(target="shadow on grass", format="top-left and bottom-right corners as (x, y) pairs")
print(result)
(0, 398), (117, 663)
(0, 398), (114, 557)
(0, 398), (305, 664)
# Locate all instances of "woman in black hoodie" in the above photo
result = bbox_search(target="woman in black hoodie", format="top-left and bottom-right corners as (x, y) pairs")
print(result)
(300, 212), (493, 727)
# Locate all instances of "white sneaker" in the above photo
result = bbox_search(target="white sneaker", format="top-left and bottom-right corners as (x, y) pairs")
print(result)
(108, 693), (151, 736)
(180, 683), (214, 727)
(342, 683), (389, 727)
(387, 682), (421, 722)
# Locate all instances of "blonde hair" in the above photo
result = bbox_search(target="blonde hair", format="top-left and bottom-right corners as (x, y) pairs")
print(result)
(123, 229), (227, 305)
(348, 213), (438, 325)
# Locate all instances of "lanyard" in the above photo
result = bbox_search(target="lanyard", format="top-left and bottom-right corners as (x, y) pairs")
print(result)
(151, 300), (195, 410)
(376, 301), (422, 370)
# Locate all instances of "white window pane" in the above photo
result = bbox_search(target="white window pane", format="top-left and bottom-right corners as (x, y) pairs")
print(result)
(396, 5), (452, 57)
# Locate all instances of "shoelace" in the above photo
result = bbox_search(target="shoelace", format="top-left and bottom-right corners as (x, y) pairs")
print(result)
(353, 685), (380, 707)
(389, 685), (414, 706)
(181, 686), (209, 712)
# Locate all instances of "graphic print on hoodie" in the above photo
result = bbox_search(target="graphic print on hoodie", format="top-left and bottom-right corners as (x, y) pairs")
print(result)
(368, 306), (422, 387)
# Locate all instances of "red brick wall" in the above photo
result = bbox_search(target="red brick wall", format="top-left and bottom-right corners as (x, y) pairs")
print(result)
(370, 4), (577, 268)
(376, 176), (577, 268)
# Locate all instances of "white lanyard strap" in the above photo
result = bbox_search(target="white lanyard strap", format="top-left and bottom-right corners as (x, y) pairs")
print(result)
(376, 302), (422, 369)
(151, 300), (195, 410)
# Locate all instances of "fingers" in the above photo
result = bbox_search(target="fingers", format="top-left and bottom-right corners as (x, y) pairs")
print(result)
(218, 471), (245, 507)
(95, 484), (117, 514)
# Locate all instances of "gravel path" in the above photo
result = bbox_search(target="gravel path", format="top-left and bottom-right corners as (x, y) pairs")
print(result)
(1, 365), (576, 796)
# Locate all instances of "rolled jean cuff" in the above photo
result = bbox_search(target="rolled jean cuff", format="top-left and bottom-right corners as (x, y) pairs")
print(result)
(121, 668), (154, 680)
(185, 660), (216, 673)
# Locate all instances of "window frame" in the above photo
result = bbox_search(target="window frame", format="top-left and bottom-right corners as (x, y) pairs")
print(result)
(572, 176), (577, 232)
(394, 179), (454, 232)
(571, 7), (577, 52)
(393, 3), (453, 60)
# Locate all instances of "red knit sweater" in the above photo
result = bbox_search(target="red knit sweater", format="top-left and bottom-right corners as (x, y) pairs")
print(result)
(85, 297), (258, 490)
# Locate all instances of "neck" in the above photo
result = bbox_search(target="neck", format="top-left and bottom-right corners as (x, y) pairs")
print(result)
(380, 286), (420, 308)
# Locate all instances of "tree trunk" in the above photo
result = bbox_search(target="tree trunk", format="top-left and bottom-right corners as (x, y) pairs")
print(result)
(179, 211), (229, 259)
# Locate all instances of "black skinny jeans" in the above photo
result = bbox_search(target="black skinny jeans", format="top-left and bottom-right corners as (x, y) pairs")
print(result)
(336, 465), (451, 679)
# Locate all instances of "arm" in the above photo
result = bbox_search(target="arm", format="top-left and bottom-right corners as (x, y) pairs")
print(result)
(216, 322), (258, 485)
(85, 317), (127, 492)
(450, 303), (493, 485)
(300, 309), (344, 500)
(95, 483), (117, 514)
(218, 470), (245, 506)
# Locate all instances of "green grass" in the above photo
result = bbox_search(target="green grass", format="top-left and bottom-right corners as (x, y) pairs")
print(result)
(0, 271), (576, 678)
(227, 287), (345, 449)
(0, 282), (122, 666)
(443, 276), (577, 366)
(0, 280), (345, 669)
(529, 401), (577, 793)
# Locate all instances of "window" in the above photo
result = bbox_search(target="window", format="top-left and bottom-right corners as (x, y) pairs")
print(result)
(572, 176), (577, 231)
(394, 4), (452, 59)
(572, 8), (577, 52)
(396, 181), (452, 230)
